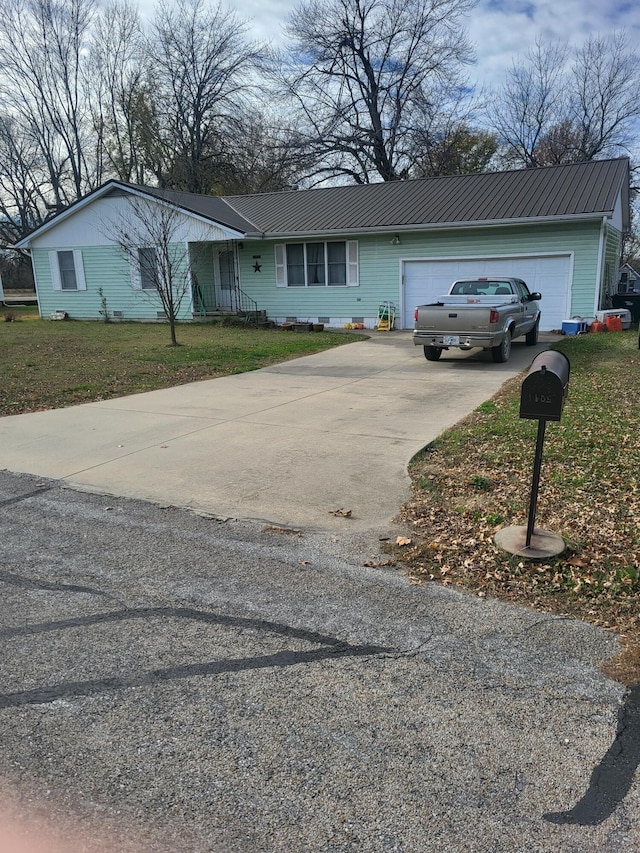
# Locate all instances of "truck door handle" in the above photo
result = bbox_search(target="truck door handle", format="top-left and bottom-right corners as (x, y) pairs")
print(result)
(448, 313), (458, 318)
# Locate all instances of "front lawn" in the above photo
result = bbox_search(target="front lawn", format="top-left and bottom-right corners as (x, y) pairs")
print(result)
(0, 313), (365, 415)
(397, 329), (640, 684)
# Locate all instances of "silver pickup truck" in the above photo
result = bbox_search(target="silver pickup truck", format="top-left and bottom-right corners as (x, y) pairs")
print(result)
(412, 277), (542, 363)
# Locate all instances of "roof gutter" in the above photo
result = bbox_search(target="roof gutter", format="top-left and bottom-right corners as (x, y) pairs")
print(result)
(257, 212), (612, 241)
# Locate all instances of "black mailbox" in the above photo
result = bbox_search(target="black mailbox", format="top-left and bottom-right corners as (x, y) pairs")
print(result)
(519, 351), (570, 422)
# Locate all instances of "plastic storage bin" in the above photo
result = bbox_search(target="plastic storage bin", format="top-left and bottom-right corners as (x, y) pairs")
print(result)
(595, 309), (631, 330)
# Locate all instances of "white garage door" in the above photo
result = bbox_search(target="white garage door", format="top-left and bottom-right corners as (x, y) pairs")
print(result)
(402, 256), (571, 331)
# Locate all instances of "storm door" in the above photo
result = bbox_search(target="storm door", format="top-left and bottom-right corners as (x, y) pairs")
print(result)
(216, 249), (236, 310)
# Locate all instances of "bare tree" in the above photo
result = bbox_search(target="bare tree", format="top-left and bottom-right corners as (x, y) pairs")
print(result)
(278, 0), (476, 184)
(488, 39), (568, 168)
(147, 0), (263, 193)
(0, 114), (49, 244)
(490, 33), (640, 168)
(90, 1), (151, 184)
(531, 119), (585, 166)
(105, 195), (196, 346)
(571, 33), (640, 162)
(208, 108), (314, 194)
(0, 0), (98, 212)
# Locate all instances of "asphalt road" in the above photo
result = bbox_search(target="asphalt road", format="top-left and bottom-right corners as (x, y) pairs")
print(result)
(0, 471), (636, 852)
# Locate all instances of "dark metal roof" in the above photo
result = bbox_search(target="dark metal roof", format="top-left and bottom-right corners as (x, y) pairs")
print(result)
(13, 158), (630, 249)
(222, 158), (629, 235)
(120, 183), (256, 235)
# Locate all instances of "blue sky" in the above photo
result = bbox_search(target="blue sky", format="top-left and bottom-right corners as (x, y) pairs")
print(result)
(226, 0), (640, 89)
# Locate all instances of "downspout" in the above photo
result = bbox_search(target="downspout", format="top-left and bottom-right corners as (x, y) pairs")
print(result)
(592, 216), (607, 316)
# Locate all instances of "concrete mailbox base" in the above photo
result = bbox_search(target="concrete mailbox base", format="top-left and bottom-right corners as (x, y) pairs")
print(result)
(494, 525), (565, 560)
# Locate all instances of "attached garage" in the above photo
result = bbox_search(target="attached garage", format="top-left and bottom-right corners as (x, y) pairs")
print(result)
(402, 255), (572, 331)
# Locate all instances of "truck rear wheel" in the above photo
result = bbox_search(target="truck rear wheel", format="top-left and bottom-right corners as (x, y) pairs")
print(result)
(492, 330), (511, 363)
(423, 346), (442, 361)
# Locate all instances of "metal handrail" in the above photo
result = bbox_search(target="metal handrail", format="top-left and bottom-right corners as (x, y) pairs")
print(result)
(234, 285), (260, 323)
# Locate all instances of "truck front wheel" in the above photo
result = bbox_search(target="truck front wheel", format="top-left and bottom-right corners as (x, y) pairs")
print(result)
(423, 346), (442, 361)
(492, 330), (511, 363)
(525, 319), (539, 345)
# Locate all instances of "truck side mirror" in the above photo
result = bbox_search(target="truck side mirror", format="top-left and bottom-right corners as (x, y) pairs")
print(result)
(529, 292), (542, 301)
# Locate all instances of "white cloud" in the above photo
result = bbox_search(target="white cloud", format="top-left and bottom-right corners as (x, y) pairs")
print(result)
(467, 0), (640, 87)
(137, 0), (640, 92)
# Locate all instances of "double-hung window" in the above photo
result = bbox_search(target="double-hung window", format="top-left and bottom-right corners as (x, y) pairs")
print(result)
(130, 247), (159, 291)
(275, 241), (358, 288)
(138, 247), (158, 291)
(48, 250), (87, 291)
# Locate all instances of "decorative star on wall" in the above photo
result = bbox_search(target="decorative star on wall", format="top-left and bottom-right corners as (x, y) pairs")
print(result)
(253, 261), (262, 272)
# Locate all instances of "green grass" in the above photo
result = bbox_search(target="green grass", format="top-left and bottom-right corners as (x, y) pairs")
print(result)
(1, 304), (40, 320)
(0, 314), (366, 415)
(397, 329), (640, 683)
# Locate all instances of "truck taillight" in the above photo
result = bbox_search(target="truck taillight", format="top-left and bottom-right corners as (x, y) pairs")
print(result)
(490, 309), (500, 323)
(414, 307), (418, 323)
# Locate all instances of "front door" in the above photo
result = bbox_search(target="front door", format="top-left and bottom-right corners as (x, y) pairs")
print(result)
(216, 249), (235, 311)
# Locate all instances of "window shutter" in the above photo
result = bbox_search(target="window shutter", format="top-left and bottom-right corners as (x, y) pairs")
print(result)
(49, 251), (62, 290)
(347, 241), (358, 286)
(73, 250), (86, 290)
(130, 251), (142, 290)
(275, 244), (286, 287)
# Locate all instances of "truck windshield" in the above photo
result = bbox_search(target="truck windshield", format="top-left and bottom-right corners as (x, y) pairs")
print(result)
(451, 281), (514, 296)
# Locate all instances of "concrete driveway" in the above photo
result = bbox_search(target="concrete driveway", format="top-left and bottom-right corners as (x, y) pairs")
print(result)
(0, 332), (556, 542)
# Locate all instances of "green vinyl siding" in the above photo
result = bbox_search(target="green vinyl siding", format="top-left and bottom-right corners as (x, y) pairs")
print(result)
(33, 245), (194, 321)
(235, 220), (603, 325)
(32, 219), (607, 328)
(603, 224), (623, 302)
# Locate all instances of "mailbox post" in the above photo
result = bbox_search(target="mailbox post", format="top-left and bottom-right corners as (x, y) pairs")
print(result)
(495, 351), (570, 559)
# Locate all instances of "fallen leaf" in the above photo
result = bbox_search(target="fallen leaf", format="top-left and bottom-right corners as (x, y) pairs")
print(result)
(567, 556), (589, 567)
(329, 508), (352, 517)
(396, 536), (412, 546)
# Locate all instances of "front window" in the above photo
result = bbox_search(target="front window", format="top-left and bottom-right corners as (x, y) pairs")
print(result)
(275, 240), (358, 287)
(286, 243), (305, 287)
(138, 247), (157, 290)
(283, 241), (349, 287)
(58, 251), (78, 290)
(327, 242), (346, 286)
(306, 242), (325, 286)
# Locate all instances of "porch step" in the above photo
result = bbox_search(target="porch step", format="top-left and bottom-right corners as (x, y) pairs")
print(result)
(243, 310), (268, 321)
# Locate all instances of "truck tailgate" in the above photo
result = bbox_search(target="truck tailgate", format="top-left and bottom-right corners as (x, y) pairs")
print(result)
(418, 303), (493, 332)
